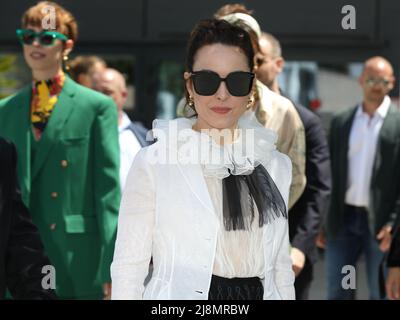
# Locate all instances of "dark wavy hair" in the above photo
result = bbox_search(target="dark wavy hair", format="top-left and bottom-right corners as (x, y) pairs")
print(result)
(186, 18), (254, 72)
(184, 19), (255, 111)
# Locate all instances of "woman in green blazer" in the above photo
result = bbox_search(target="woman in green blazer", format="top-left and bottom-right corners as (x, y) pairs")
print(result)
(0, 2), (120, 299)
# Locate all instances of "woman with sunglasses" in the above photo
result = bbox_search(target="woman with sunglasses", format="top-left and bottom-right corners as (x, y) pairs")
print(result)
(111, 19), (295, 300)
(0, 2), (120, 299)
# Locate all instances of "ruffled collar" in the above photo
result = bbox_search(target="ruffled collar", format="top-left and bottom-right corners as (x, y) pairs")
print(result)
(151, 110), (277, 179)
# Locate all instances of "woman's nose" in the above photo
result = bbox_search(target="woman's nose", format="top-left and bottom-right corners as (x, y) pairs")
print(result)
(215, 80), (229, 100)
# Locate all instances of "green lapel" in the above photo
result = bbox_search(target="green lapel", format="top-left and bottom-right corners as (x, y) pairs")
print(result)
(10, 86), (32, 205)
(31, 77), (76, 180)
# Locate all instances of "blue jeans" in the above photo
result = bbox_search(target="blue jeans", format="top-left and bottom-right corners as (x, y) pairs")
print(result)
(326, 206), (385, 299)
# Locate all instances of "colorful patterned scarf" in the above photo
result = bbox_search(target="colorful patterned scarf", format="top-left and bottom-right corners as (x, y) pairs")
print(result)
(31, 71), (65, 140)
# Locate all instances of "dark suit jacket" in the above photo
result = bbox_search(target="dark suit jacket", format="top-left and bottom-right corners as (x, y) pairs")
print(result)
(289, 104), (332, 264)
(327, 104), (400, 238)
(388, 213), (400, 267)
(127, 121), (152, 147)
(0, 138), (56, 299)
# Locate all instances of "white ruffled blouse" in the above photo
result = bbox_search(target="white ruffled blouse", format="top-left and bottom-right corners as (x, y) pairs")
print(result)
(152, 110), (279, 279)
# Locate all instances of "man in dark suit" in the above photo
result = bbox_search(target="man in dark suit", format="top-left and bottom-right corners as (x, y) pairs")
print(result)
(326, 56), (400, 299)
(256, 32), (331, 299)
(0, 137), (56, 299)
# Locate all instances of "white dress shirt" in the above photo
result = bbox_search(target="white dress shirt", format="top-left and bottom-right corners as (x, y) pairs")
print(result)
(345, 96), (391, 207)
(119, 112), (142, 191)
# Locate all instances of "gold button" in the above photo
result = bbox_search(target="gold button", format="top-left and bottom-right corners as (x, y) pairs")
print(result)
(50, 223), (56, 230)
(51, 192), (58, 198)
(61, 160), (68, 168)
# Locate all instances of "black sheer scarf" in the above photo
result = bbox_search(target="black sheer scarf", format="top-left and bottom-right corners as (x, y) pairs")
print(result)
(222, 164), (287, 231)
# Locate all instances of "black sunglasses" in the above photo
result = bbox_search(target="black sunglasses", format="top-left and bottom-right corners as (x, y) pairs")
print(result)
(190, 70), (255, 97)
(16, 29), (67, 47)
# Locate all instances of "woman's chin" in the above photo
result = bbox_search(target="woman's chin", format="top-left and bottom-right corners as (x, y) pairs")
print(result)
(209, 122), (236, 131)
(27, 61), (50, 71)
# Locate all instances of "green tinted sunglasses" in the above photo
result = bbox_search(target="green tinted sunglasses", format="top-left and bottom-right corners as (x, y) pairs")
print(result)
(16, 29), (68, 46)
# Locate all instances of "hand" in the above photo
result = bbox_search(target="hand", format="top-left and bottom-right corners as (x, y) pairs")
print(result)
(291, 247), (306, 277)
(103, 282), (112, 300)
(376, 225), (392, 252)
(315, 230), (326, 249)
(386, 267), (400, 300)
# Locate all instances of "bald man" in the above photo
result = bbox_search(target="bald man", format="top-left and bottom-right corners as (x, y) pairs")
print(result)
(326, 56), (400, 299)
(92, 68), (150, 190)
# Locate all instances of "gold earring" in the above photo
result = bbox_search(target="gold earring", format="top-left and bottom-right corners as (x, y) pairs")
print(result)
(63, 54), (70, 71)
(188, 95), (194, 107)
(247, 96), (254, 110)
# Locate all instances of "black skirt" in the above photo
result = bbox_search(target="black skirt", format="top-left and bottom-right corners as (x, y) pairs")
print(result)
(208, 274), (264, 300)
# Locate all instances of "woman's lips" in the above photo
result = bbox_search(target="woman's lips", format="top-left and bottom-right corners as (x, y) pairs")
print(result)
(210, 107), (232, 114)
(30, 52), (46, 59)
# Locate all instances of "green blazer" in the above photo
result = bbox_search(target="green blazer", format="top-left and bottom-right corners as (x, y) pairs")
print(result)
(327, 104), (400, 238)
(0, 77), (121, 299)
